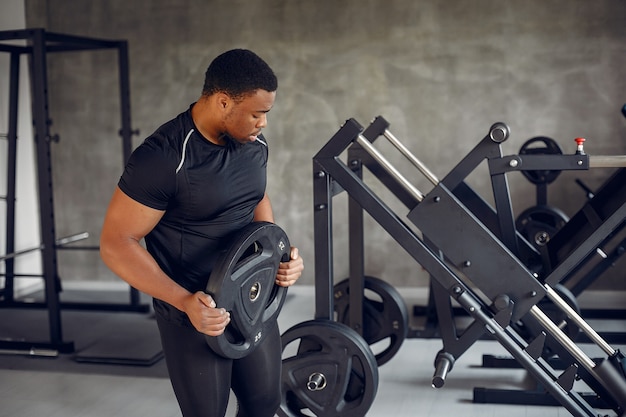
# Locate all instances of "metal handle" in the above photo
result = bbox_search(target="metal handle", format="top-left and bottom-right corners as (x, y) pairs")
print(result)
(431, 351), (455, 388)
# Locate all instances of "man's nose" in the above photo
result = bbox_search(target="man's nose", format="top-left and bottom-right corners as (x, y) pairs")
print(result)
(257, 114), (268, 129)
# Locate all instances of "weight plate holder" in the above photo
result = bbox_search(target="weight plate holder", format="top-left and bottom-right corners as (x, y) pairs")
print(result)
(278, 319), (379, 417)
(333, 275), (409, 366)
(205, 222), (290, 359)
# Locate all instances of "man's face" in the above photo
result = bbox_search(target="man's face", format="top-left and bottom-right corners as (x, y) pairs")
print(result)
(222, 89), (276, 144)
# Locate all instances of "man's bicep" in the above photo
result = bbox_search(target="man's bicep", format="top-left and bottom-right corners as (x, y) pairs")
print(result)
(102, 187), (165, 241)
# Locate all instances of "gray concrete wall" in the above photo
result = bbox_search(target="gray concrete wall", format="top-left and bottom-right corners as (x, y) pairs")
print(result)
(22, 0), (626, 289)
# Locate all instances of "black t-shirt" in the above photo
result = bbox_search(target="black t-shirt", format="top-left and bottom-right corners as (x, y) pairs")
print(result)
(119, 106), (268, 293)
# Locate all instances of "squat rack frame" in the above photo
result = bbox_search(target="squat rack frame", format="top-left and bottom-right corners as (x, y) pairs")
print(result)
(0, 29), (145, 354)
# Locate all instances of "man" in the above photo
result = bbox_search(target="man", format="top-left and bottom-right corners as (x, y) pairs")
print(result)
(100, 49), (304, 417)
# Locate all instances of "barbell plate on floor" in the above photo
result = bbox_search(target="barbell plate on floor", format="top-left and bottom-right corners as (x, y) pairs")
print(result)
(278, 319), (379, 417)
(205, 222), (290, 359)
(333, 275), (409, 366)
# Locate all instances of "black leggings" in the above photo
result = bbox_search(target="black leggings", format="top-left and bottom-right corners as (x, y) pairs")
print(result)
(155, 310), (282, 417)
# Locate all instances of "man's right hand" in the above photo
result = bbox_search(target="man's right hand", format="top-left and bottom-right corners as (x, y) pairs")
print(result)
(183, 291), (231, 336)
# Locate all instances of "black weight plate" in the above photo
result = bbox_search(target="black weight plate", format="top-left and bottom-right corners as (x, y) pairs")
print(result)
(519, 136), (563, 185)
(278, 319), (379, 417)
(516, 205), (569, 251)
(205, 222), (290, 359)
(333, 276), (409, 366)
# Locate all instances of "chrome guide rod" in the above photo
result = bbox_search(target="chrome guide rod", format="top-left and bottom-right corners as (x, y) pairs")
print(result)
(529, 305), (597, 371)
(543, 284), (616, 356)
(356, 134), (425, 202)
(588, 155), (626, 168)
(383, 129), (440, 186)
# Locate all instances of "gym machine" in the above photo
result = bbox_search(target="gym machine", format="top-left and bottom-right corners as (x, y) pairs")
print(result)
(0, 29), (145, 355)
(511, 134), (626, 326)
(278, 115), (626, 417)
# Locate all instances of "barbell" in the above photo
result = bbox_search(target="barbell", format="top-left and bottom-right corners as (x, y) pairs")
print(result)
(205, 221), (290, 359)
(0, 232), (89, 262)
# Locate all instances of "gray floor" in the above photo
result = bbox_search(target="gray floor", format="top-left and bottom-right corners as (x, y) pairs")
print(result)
(0, 284), (624, 417)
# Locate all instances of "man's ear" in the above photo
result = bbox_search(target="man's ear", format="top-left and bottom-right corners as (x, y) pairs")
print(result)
(216, 92), (230, 109)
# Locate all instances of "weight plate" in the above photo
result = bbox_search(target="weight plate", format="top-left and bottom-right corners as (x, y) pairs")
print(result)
(205, 222), (290, 359)
(518, 136), (563, 185)
(516, 205), (569, 251)
(278, 319), (379, 417)
(333, 276), (409, 366)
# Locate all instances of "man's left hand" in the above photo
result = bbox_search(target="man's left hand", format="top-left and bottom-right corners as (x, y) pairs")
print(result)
(276, 247), (304, 287)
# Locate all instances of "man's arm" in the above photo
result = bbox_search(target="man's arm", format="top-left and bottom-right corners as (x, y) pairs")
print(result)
(253, 192), (274, 222)
(100, 186), (230, 335)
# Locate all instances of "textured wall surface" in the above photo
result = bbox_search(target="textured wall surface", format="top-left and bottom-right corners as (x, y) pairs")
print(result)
(20, 0), (626, 289)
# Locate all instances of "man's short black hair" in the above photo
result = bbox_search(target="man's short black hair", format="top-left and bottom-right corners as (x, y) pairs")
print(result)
(202, 49), (277, 100)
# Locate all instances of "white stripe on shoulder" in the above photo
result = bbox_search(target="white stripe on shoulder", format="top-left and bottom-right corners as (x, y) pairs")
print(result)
(256, 137), (268, 147)
(175, 129), (194, 174)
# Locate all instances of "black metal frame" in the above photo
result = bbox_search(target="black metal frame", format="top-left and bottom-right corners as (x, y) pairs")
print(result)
(0, 29), (146, 354)
(311, 116), (626, 417)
